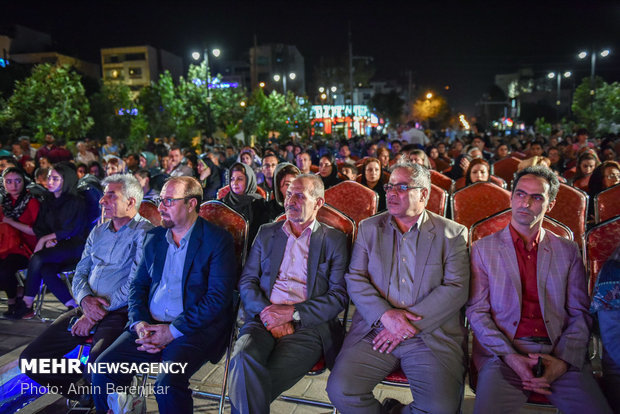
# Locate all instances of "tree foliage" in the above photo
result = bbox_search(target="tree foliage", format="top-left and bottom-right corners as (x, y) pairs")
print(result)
(572, 77), (620, 134)
(0, 64), (93, 141)
(411, 93), (449, 124)
(369, 91), (404, 124)
(89, 82), (133, 141)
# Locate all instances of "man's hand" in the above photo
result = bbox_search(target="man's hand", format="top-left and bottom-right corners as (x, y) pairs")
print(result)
(260, 304), (294, 329)
(270, 322), (295, 339)
(70, 315), (96, 337)
(503, 353), (537, 385)
(372, 329), (403, 354)
(134, 323), (175, 353)
(522, 353), (568, 395)
(380, 309), (421, 339)
(81, 295), (109, 321)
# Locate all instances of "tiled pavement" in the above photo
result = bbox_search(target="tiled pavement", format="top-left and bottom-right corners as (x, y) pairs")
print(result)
(0, 294), (556, 413)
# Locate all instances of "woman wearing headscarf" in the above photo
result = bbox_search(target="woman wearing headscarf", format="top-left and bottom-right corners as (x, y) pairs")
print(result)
(222, 162), (269, 243)
(197, 154), (222, 201)
(14, 163), (88, 319)
(0, 167), (40, 317)
(318, 154), (341, 189)
(359, 157), (387, 211)
(266, 163), (300, 221)
(140, 151), (168, 192)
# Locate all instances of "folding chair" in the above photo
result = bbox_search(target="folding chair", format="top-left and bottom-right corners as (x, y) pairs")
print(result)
(324, 181), (378, 227)
(583, 216), (620, 297)
(546, 183), (587, 245)
(595, 184), (620, 223)
(492, 157), (520, 189)
(217, 185), (267, 200)
(429, 169), (454, 194)
(451, 182), (512, 230)
(427, 183), (448, 217)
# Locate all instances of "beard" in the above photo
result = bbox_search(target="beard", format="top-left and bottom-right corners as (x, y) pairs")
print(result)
(161, 218), (174, 228)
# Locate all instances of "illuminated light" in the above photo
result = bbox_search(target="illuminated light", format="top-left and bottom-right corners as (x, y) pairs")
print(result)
(333, 94), (337, 99)
(426, 92), (433, 99)
(259, 82), (265, 88)
(111, 70), (119, 78)
(320, 93), (327, 100)
(209, 81), (238, 89)
(330, 86), (337, 92)
(117, 108), (139, 116)
(358, 83), (362, 87)
(578, 51), (588, 59)
(458, 114), (470, 130)
(240, 101), (246, 107)
(191, 52), (200, 60)
(289, 72), (296, 80)
(564, 71), (572, 78)
(0, 58), (8, 68)
(273, 74), (281, 82)
(547, 72), (555, 79)
(212, 48), (221, 58)
(444, 85), (450, 90)
(600, 49), (610, 57)
(319, 87), (325, 93)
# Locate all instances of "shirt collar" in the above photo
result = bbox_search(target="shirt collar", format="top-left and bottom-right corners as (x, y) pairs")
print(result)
(282, 219), (316, 239)
(104, 212), (143, 233)
(389, 209), (426, 234)
(165, 219), (197, 248)
(509, 223), (540, 251)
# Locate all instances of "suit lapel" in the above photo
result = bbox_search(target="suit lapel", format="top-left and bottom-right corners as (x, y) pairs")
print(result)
(536, 228), (551, 318)
(412, 211), (435, 300)
(306, 221), (323, 297)
(379, 216), (393, 293)
(269, 223), (288, 292)
(152, 232), (168, 289)
(498, 226), (523, 306)
(181, 219), (202, 294)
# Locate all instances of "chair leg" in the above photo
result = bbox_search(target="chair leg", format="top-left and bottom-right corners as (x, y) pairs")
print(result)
(218, 324), (238, 414)
(34, 282), (47, 319)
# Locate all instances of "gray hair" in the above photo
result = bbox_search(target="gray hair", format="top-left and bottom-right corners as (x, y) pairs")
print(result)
(102, 173), (144, 206)
(390, 161), (431, 205)
(295, 174), (325, 199)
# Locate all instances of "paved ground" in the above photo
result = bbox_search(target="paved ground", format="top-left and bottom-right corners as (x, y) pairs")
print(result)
(0, 294), (558, 413)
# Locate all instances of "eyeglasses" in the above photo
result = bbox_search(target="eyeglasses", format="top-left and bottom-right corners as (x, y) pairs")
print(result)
(383, 184), (424, 193)
(154, 196), (192, 207)
(605, 173), (620, 180)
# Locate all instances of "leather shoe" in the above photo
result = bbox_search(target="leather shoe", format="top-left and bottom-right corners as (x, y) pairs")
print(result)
(381, 397), (405, 414)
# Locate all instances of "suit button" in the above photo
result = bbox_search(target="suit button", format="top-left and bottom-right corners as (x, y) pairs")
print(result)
(513, 321), (517, 326)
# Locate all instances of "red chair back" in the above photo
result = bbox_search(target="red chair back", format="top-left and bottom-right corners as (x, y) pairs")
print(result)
(546, 183), (587, 244)
(451, 182), (511, 229)
(429, 170), (453, 193)
(492, 157), (520, 189)
(454, 175), (506, 191)
(563, 167), (577, 180)
(595, 184), (620, 223)
(469, 208), (573, 248)
(427, 183), (448, 217)
(139, 201), (161, 227)
(584, 216), (620, 296)
(199, 200), (249, 267)
(276, 204), (355, 248)
(217, 185), (266, 200)
(324, 181), (378, 226)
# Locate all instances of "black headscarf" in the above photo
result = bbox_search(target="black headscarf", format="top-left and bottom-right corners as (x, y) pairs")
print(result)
(319, 154), (341, 189)
(222, 162), (262, 219)
(1, 167), (34, 219)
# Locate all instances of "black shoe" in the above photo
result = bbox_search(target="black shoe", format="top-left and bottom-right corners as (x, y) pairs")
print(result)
(381, 397), (405, 414)
(9, 299), (34, 320)
(3, 303), (17, 318)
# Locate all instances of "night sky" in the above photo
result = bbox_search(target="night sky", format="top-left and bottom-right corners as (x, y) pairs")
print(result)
(2, 1), (619, 114)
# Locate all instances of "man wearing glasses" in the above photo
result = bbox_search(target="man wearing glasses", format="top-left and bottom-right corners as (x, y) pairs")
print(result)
(92, 176), (236, 414)
(327, 162), (470, 413)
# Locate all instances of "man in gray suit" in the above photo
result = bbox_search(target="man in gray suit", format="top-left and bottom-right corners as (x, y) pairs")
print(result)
(327, 162), (470, 414)
(229, 174), (348, 414)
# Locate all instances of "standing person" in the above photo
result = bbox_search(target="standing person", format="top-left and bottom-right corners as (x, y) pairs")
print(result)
(14, 163), (88, 319)
(100, 136), (119, 158)
(229, 174), (348, 414)
(467, 166), (611, 414)
(167, 146), (194, 177)
(0, 167), (40, 317)
(91, 177), (236, 414)
(327, 162), (470, 413)
(359, 157), (387, 211)
(35, 133), (57, 163)
(257, 154), (278, 200)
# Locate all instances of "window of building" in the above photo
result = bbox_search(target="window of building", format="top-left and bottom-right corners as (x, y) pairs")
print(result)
(125, 53), (146, 61)
(104, 55), (120, 64)
(128, 67), (142, 78)
(105, 68), (122, 80)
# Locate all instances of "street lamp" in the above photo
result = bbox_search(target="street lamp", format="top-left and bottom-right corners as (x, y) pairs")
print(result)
(547, 70), (572, 120)
(273, 72), (296, 94)
(192, 47), (222, 137)
(578, 48), (611, 120)
(426, 92), (433, 100)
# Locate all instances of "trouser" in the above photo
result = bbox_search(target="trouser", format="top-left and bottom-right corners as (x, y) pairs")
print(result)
(228, 320), (323, 414)
(0, 254), (28, 298)
(473, 339), (612, 414)
(327, 336), (463, 414)
(19, 307), (128, 398)
(25, 239), (84, 304)
(602, 348), (620, 414)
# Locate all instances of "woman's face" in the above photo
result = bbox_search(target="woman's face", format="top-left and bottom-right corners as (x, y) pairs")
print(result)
(4, 172), (25, 199)
(603, 166), (620, 189)
(378, 151), (390, 168)
(318, 157), (333, 177)
(230, 170), (247, 195)
(47, 169), (63, 195)
(429, 148), (439, 159)
(240, 153), (253, 166)
(77, 166), (87, 179)
(409, 153), (425, 166)
(139, 156), (147, 168)
(497, 145), (509, 159)
(89, 165), (100, 177)
(365, 161), (381, 184)
(579, 159), (596, 176)
(39, 157), (51, 169)
(106, 163), (120, 176)
(470, 164), (489, 183)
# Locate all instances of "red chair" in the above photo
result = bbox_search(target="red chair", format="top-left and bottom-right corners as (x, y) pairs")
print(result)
(563, 167), (577, 180)
(492, 157), (521, 189)
(469, 208), (573, 248)
(546, 183), (587, 244)
(310, 164), (319, 173)
(594, 184), (620, 223)
(584, 216), (620, 296)
(511, 151), (527, 160)
(429, 169), (454, 194)
(139, 201), (161, 226)
(216, 185), (267, 200)
(454, 175), (507, 191)
(427, 183), (448, 217)
(324, 181), (378, 227)
(451, 182), (512, 230)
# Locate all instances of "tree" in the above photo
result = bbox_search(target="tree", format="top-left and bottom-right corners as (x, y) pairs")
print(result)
(89, 82), (133, 141)
(369, 91), (404, 124)
(0, 63), (93, 141)
(411, 93), (450, 128)
(572, 77), (620, 134)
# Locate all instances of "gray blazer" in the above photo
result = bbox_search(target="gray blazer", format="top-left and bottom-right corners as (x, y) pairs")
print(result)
(345, 210), (470, 380)
(239, 220), (349, 367)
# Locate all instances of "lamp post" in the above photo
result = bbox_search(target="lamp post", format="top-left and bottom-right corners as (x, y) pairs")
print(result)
(273, 72), (296, 94)
(547, 71), (572, 121)
(192, 48), (221, 137)
(578, 48), (610, 117)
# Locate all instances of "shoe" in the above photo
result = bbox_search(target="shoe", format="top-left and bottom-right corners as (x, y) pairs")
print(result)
(381, 397), (405, 414)
(9, 299), (34, 320)
(2, 303), (16, 318)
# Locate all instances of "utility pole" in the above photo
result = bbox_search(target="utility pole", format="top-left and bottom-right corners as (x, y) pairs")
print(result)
(348, 22), (354, 122)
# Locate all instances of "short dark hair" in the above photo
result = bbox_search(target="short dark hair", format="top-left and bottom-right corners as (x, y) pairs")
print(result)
(512, 166), (560, 202)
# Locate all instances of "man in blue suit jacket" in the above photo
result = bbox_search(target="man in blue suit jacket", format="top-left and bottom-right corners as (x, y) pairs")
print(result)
(92, 177), (236, 414)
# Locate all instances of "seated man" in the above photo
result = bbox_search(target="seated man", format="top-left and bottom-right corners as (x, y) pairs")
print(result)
(257, 154), (278, 200)
(92, 176), (236, 414)
(19, 174), (153, 401)
(467, 166), (611, 413)
(229, 174), (348, 414)
(327, 161), (470, 413)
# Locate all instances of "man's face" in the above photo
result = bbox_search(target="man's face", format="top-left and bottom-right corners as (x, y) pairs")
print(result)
(339, 145), (350, 157)
(296, 153), (312, 173)
(284, 178), (322, 224)
(20, 139), (30, 151)
(262, 156), (278, 179)
(511, 174), (555, 229)
(341, 167), (356, 181)
(100, 182), (133, 220)
(603, 166), (620, 189)
(169, 149), (182, 168)
(44, 134), (54, 145)
(386, 167), (427, 219)
(367, 144), (378, 157)
(392, 142), (402, 154)
(0, 159), (8, 173)
(134, 174), (149, 190)
(279, 173), (297, 198)
(230, 170), (247, 195)
(472, 138), (485, 150)
(530, 144), (543, 157)
(158, 181), (192, 229)
(548, 149), (560, 164)
(126, 155), (139, 170)
(12, 144), (23, 156)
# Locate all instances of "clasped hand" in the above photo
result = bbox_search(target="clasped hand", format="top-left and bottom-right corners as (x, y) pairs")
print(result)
(504, 353), (568, 395)
(81, 295), (109, 321)
(373, 309), (422, 354)
(260, 304), (295, 339)
(134, 322), (175, 353)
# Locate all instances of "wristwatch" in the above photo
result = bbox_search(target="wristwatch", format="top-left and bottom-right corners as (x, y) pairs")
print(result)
(292, 308), (301, 322)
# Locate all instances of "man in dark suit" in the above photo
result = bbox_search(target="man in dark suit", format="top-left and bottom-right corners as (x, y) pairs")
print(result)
(92, 176), (236, 414)
(229, 174), (348, 414)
